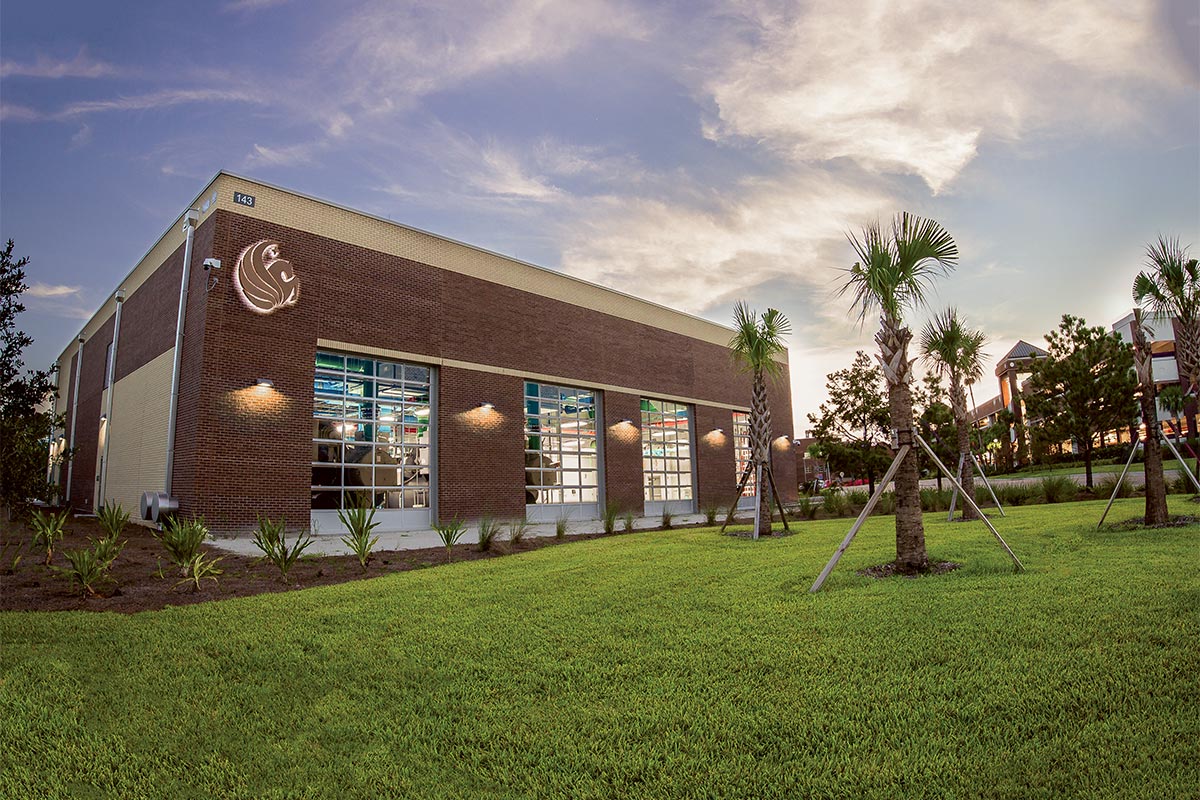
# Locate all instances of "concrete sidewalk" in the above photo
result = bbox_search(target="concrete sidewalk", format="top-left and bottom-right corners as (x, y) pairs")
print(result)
(209, 512), (711, 556)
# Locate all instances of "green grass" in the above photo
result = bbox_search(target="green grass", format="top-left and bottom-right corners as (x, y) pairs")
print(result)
(1007, 456), (1193, 480)
(3, 499), (1197, 799)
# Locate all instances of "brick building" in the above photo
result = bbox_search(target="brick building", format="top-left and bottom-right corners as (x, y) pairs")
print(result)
(51, 173), (796, 534)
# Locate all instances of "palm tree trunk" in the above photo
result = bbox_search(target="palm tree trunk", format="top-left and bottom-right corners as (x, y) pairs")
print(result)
(950, 376), (979, 520)
(1133, 312), (1169, 524)
(877, 315), (928, 573)
(750, 369), (773, 537)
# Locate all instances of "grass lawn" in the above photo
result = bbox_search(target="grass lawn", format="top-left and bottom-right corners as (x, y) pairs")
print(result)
(1003, 456), (1195, 480)
(2, 498), (1197, 799)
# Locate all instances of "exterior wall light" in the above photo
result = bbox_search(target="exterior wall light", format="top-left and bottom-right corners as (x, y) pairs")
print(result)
(714, 428), (725, 434)
(255, 378), (275, 388)
(478, 402), (495, 411)
(619, 418), (634, 425)
(99, 414), (107, 423)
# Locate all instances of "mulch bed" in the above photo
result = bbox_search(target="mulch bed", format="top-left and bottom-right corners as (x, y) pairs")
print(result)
(1102, 515), (1200, 532)
(857, 560), (961, 580)
(0, 515), (633, 614)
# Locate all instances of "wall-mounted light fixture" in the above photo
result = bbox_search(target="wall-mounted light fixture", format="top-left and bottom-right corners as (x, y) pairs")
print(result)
(99, 414), (107, 423)
(618, 418), (634, 425)
(255, 378), (275, 388)
(713, 428), (725, 434)
(478, 402), (495, 411)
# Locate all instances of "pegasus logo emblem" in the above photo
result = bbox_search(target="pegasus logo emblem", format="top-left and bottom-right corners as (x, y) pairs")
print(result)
(234, 239), (299, 314)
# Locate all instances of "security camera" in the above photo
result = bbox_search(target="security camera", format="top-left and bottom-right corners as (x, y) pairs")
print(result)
(202, 258), (222, 271)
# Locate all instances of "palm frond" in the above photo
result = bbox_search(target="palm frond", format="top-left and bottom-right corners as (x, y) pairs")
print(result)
(728, 301), (790, 378)
(839, 214), (957, 325)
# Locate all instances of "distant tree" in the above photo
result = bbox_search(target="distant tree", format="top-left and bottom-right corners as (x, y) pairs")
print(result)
(728, 301), (791, 537)
(1, 240), (61, 520)
(920, 308), (987, 518)
(839, 213), (957, 574)
(1024, 315), (1138, 489)
(806, 351), (892, 495)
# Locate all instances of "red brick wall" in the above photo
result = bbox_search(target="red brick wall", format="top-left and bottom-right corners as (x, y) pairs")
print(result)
(168, 210), (797, 529)
(602, 392), (644, 514)
(436, 368), (526, 522)
(66, 315), (113, 510)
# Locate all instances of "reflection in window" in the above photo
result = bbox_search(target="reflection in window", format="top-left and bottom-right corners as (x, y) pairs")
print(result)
(311, 351), (432, 510)
(641, 399), (693, 502)
(524, 382), (600, 506)
(732, 411), (756, 497)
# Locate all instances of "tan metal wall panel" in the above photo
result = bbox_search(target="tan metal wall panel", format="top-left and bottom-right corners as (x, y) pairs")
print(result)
(102, 349), (174, 514)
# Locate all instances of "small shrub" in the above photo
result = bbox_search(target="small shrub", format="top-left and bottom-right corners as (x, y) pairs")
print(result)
(156, 516), (210, 577)
(251, 515), (313, 584)
(919, 488), (952, 512)
(660, 508), (674, 529)
(176, 550), (223, 592)
(1168, 472), (1195, 495)
(91, 531), (125, 571)
(434, 518), (466, 563)
(508, 518), (532, 546)
(1038, 475), (1077, 504)
(874, 491), (896, 516)
(1095, 473), (1133, 499)
(703, 503), (719, 525)
(846, 489), (869, 509)
(602, 501), (619, 535)
(1, 539), (24, 574)
(622, 509), (636, 532)
(337, 502), (380, 571)
(555, 512), (570, 540)
(821, 489), (849, 517)
(30, 509), (68, 565)
(96, 500), (130, 539)
(477, 515), (502, 552)
(996, 484), (1037, 506)
(56, 547), (107, 597)
(796, 497), (818, 520)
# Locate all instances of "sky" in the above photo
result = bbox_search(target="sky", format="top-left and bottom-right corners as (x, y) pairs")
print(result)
(2, 0), (1198, 434)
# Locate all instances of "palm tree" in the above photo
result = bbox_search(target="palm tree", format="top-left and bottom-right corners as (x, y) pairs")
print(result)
(1130, 308), (1169, 524)
(729, 301), (792, 538)
(920, 308), (987, 521)
(1134, 236), (1200, 431)
(839, 213), (958, 574)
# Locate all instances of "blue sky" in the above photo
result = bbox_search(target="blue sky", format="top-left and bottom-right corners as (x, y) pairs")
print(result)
(2, 0), (1197, 432)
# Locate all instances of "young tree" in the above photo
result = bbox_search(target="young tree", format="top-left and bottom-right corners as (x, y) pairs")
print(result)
(1130, 308), (1169, 524)
(839, 213), (958, 574)
(1024, 315), (1138, 489)
(1, 240), (60, 520)
(806, 351), (891, 495)
(920, 308), (987, 519)
(728, 301), (791, 537)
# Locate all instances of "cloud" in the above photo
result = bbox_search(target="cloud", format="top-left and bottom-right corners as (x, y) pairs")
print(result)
(0, 103), (42, 122)
(0, 49), (120, 79)
(55, 88), (259, 119)
(244, 142), (317, 168)
(700, 0), (1182, 192)
(222, 0), (291, 12)
(25, 283), (81, 299)
(68, 124), (92, 150)
(323, 0), (646, 109)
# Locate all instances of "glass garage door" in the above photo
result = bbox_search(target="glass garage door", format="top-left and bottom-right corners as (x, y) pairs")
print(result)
(311, 351), (433, 531)
(524, 381), (601, 522)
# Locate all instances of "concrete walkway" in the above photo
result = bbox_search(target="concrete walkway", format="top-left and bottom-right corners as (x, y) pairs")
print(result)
(209, 512), (711, 556)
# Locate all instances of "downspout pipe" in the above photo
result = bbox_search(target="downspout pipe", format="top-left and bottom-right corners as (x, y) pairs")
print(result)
(98, 289), (126, 506)
(164, 208), (200, 499)
(64, 335), (86, 507)
(45, 360), (59, 490)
